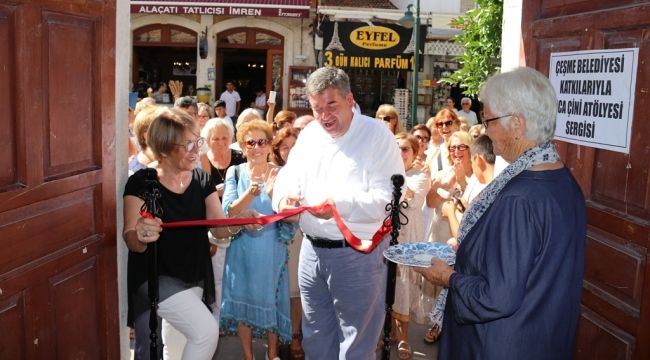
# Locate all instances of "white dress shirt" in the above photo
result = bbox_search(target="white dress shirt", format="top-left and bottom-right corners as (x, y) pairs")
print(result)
(273, 112), (405, 240)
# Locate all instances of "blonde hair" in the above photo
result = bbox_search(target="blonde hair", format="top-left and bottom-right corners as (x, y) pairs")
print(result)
(375, 104), (404, 134)
(133, 105), (160, 149)
(236, 108), (263, 128)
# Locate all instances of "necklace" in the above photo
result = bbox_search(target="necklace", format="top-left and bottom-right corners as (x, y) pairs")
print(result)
(213, 166), (227, 182)
(210, 150), (231, 182)
(159, 168), (189, 192)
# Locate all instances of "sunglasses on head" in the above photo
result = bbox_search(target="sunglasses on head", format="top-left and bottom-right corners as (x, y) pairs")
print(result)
(245, 138), (270, 148)
(435, 120), (454, 128)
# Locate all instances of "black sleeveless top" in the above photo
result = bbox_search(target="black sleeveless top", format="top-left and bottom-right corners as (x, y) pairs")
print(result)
(210, 149), (246, 187)
(124, 168), (216, 325)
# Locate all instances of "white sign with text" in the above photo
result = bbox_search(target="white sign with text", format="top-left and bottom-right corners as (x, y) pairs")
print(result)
(549, 48), (638, 153)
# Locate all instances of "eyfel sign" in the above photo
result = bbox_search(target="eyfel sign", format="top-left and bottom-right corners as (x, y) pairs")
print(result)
(549, 48), (639, 153)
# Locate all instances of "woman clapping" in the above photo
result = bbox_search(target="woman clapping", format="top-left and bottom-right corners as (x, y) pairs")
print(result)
(220, 120), (295, 360)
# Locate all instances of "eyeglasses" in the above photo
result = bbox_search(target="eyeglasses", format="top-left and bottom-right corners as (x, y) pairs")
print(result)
(435, 120), (454, 128)
(461, 102), (470, 106)
(245, 138), (270, 148)
(482, 114), (512, 128)
(449, 144), (469, 152)
(379, 116), (392, 122)
(175, 137), (205, 152)
(415, 135), (430, 143)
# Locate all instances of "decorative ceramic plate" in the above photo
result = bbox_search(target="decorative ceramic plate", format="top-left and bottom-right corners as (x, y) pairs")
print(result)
(383, 242), (455, 267)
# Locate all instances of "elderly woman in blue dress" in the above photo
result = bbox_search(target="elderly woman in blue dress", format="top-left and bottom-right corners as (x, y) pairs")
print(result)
(416, 67), (586, 359)
(220, 119), (295, 360)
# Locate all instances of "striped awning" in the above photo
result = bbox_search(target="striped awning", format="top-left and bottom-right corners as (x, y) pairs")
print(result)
(130, 0), (310, 17)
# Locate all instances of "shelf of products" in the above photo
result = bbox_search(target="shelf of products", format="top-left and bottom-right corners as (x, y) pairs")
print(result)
(288, 66), (315, 114)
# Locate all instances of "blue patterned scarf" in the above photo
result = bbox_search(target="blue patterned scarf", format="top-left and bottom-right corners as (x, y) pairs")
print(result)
(429, 141), (561, 328)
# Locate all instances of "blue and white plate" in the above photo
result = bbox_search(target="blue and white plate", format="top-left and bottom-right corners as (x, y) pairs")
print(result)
(383, 242), (455, 267)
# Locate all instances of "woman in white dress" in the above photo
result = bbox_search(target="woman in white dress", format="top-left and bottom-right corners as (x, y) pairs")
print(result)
(392, 133), (431, 359)
(423, 131), (475, 343)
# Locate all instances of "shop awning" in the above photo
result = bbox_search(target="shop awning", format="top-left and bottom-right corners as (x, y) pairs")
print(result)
(130, 0), (310, 17)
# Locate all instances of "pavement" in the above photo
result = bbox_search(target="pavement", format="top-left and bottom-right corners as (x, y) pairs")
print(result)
(131, 321), (439, 359)
(212, 321), (439, 359)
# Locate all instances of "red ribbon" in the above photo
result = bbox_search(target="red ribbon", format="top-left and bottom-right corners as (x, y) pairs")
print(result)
(142, 203), (391, 253)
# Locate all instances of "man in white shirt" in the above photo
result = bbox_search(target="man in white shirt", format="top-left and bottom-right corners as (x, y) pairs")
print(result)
(273, 67), (404, 359)
(251, 88), (267, 113)
(219, 81), (241, 122)
(458, 97), (479, 126)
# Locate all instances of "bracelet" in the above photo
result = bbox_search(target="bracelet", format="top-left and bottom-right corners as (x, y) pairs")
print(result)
(226, 225), (241, 235)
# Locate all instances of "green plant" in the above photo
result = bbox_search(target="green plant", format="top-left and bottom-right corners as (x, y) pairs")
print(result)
(442, 0), (503, 96)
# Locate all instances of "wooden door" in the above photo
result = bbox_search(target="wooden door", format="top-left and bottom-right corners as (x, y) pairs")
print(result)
(523, 1), (650, 359)
(0, 1), (118, 358)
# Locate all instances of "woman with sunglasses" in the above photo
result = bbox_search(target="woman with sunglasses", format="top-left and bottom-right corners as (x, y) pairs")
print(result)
(410, 124), (432, 165)
(375, 104), (404, 134)
(424, 109), (461, 175)
(423, 131), (475, 344)
(123, 108), (256, 359)
(220, 120), (295, 360)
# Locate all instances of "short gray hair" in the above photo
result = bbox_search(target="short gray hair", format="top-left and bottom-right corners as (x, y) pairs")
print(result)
(461, 97), (472, 105)
(306, 67), (351, 97)
(479, 67), (557, 144)
(201, 117), (235, 142)
(470, 135), (496, 165)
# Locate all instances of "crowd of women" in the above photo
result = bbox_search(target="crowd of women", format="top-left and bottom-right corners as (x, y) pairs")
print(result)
(125, 95), (312, 360)
(123, 66), (585, 360)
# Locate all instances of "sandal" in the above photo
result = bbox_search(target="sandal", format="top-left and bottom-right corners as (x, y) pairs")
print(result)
(424, 324), (441, 344)
(290, 333), (304, 360)
(397, 341), (412, 359)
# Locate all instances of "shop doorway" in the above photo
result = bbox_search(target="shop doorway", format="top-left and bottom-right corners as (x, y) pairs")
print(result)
(216, 28), (284, 111)
(219, 48), (267, 110)
(132, 25), (198, 102)
(133, 46), (196, 100)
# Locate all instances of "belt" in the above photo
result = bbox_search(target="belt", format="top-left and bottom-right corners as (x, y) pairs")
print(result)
(305, 234), (346, 248)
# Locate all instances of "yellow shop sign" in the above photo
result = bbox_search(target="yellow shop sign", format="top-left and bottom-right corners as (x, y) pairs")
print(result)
(349, 26), (400, 50)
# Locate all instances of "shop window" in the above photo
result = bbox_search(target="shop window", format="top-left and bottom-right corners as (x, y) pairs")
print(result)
(218, 28), (283, 48)
(256, 32), (281, 46)
(170, 28), (196, 44)
(136, 29), (161, 43)
(134, 25), (197, 47)
(221, 32), (247, 45)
